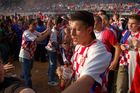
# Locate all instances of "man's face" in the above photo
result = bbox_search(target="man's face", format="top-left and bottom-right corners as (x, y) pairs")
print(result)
(112, 15), (118, 21)
(98, 11), (104, 16)
(69, 20), (91, 45)
(128, 19), (140, 33)
(94, 19), (102, 31)
(0, 61), (4, 83)
(29, 22), (37, 31)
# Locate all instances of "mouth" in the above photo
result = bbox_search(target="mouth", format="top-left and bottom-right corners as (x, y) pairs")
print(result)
(72, 38), (79, 45)
(72, 38), (77, 42)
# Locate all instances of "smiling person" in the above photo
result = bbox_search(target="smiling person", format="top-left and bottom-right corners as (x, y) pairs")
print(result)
(56, 11), (112, 93)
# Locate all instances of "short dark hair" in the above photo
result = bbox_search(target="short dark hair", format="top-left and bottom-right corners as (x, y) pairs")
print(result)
(99, 10), (106, 15)
(129, 14), (140, 22)
(28, 19), (36, 25)
(70, 11), (94, 27)
(70, 11), (96, 39)
(37, 19), (44, 26)
(54, 16), (63, 25)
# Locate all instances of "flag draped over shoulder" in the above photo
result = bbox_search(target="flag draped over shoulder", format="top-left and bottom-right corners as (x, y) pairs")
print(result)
(130, 51), (140, 93)
(127, 31), (140, 93)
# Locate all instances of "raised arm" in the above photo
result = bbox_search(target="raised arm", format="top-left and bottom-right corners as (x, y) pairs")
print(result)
(36, 28), (51, 42)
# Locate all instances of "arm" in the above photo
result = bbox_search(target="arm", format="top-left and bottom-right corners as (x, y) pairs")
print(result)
(109, 43), (121, 70)
(62, 75), (94, 93)
(36, 29), (51, 42)
(62, 42), (111, 93)
(19, 88), (35, 93)
(62, 49), (69, 64)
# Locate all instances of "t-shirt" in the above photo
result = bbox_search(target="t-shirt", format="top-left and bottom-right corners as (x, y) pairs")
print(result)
(46, 27), (58, 52)
(95, 28), (118, 53)
(19, 30), (40, 59)
(72, 40), (112, 86)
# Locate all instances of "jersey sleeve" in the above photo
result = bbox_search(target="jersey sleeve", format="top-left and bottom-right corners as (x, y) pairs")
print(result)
(103, 29), (118, 46)
(24, 31), (37, 41)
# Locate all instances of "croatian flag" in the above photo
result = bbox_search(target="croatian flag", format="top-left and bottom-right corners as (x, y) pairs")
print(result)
(128, 31), (140, 93)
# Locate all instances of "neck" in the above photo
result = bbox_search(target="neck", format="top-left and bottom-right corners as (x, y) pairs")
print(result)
(81, 37), (94, 46)
(29, 28), (34, 32)
(95, 28), (102, 32)
(131, 30), (138, 34)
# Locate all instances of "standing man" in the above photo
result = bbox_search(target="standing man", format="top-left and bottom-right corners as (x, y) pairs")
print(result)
(116, 14), (140, 93)
(58, 11), (112, 93)
(19, 19), (50, 88)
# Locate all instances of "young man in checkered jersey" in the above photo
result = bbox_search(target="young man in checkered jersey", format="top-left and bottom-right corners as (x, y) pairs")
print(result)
(19, 19), (51, 88)
(57, 11), (112, 93)
(116, 14), (140, 93)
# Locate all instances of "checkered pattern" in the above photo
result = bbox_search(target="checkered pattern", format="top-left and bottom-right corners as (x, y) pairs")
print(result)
(21, 34), (37, 59)
(119, 50), (130, 66)
(119, 30), (140, 66)
(72, 44), (89, 79)
(72, 40), (111, 93)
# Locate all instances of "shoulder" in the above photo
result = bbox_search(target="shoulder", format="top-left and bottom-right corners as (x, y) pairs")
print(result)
(103, 28), (114, 35)
(23, 30), (31, 36)
(88, 40), (107, 54)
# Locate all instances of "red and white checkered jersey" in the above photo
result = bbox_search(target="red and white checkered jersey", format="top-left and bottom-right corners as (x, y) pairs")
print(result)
(119, 30), (140, 66)
(119, 30), (140, 92)
(19, 30), (39, 59)
(71, 40), (112, 85)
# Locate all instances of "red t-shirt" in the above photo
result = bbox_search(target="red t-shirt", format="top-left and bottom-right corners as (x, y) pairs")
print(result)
(102, 28), (118, 53)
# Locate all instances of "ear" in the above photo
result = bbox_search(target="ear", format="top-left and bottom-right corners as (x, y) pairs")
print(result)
(87, 26), (93, 34)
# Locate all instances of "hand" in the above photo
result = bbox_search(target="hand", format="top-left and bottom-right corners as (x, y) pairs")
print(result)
(109, 61), (117, 70)
(3, 63), (15, 74)
(132, 38), (140, 48)
(120, 44), (127, 51)
(56, 66), (63, 79)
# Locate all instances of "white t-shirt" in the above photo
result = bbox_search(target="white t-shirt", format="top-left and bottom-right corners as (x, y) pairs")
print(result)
(45, 27), (58, 51)
(19, 30), (40, 59)
(94, 30), (103, 41)
(72, 40), (111, 84)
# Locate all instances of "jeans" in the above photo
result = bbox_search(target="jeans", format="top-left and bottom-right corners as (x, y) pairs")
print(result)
(19, 57), (33, 88)
(48, 51), (57, 82)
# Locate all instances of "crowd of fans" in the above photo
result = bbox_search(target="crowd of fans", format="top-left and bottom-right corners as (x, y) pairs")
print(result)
(0, 2), (140, 92)
(0, 0), (140, 14)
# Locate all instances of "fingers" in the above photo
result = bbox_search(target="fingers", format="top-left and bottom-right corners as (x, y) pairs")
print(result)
(56, 67), (63, 79)
(3, 63), (15, 73)
(109, 63), (116, 71)
(120, 44), (126, 50)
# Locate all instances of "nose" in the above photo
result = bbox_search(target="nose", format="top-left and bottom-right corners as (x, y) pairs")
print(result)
(71, 29), (76, 36)
(128, 23), (132, 28)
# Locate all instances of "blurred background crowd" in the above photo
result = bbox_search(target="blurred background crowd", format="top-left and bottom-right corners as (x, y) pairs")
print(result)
(0, 0), (140, 16)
